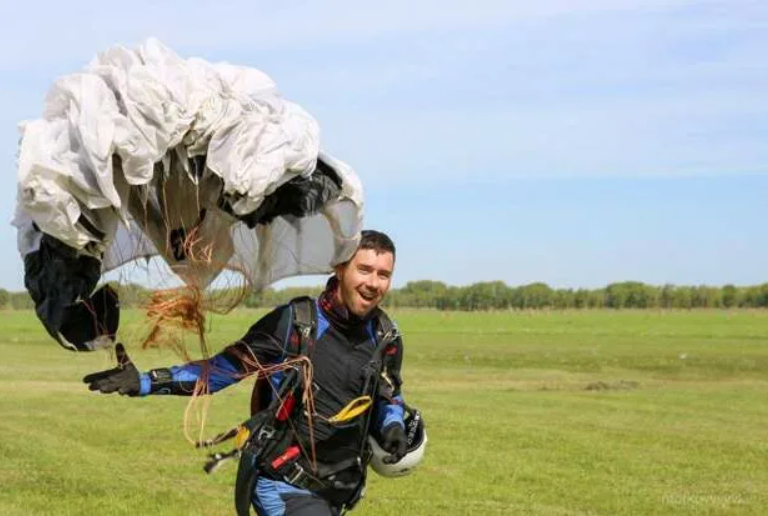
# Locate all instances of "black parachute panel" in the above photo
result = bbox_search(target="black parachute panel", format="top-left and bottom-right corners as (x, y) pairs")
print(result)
(24, 234), (119, 351)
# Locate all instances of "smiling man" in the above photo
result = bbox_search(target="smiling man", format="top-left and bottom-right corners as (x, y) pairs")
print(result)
(84, 230), (420, 516)
(334, 237), (393, 317)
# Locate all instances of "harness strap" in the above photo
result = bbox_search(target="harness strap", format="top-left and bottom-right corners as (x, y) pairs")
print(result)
(234, 297), (317, 515)
(361, 309), (399, 398)
(233, 300), (398, 515)
(374, 309), (396, 345)
(336, 310), (400, 514)
(290, 296), (316, 358)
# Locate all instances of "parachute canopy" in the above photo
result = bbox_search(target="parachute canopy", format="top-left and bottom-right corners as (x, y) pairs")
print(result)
(13, 38), (364, 351)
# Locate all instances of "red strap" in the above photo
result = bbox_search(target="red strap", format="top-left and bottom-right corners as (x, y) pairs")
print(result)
(276, 393), (296, 421)
(270, 445), (300, 469)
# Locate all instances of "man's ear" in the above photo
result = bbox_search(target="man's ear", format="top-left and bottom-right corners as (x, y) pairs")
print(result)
(334, 263), (345, 279)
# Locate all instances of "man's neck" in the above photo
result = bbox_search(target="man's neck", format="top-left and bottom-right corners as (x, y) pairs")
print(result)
(319, 277), (375, 330)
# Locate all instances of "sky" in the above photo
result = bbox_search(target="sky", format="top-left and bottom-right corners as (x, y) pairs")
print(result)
(0, 0), (766, 290)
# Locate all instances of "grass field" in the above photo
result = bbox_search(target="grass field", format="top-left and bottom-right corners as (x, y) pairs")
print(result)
(1, 309), (767, 515)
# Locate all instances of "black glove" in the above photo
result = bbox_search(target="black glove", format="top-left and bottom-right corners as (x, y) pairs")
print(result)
(83, 343), (141, 396)
(380, 422), (408, 464)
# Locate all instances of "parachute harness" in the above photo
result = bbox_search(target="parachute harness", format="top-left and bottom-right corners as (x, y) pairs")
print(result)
(193, 298), (322, 478)
(194, 354), (319, 473)
(189, 297), (398, 516)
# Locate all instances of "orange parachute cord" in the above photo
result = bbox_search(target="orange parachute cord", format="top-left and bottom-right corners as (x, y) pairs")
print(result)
(137, 217), (253, 446)
(221, 343), (320, 471)
(125, 174), (323, 467)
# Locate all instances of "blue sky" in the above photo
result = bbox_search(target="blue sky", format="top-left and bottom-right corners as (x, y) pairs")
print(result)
(0, 0), (766, 290)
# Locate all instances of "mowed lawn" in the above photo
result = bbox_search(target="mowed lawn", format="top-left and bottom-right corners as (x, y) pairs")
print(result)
(1, 309), (767, 515)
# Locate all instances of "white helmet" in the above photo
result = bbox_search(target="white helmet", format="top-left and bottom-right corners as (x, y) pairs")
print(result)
(369, 408), (427, 477)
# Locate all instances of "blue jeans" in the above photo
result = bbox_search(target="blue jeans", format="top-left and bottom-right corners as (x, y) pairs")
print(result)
(252, 477), (339, 516)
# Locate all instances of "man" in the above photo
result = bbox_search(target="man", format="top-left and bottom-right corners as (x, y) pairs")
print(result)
(84, 230), (409, 515)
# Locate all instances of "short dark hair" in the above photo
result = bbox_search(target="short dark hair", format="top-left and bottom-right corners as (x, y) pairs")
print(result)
(358, 230), (396, 259)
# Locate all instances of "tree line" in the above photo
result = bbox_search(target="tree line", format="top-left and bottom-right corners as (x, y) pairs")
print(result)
(382, 280), (768, 310)
(1, 280), (767, 311)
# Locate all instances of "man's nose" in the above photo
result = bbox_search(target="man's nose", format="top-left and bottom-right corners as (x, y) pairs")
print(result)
(363, 275), (380, 291)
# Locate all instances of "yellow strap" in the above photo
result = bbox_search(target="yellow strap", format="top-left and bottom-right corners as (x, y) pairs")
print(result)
(235, 425), (251, 449)
(327, 396), (373, 424)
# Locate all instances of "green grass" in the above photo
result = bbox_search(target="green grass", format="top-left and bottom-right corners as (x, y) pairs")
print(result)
(1, 309), (767, 515)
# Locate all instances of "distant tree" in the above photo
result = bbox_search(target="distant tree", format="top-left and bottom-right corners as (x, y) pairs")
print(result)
(587, 289), (606, 308)
(3, 279), (768, 312)
(9, 292), (34, 310)
(721, 284), (737, 308)
(436, 286), (461, 310)
(659, 284), (675, 309)
(553, 289), (575, 309)
(518, 283), (553, 309)
(742, 284), (768, 308)
(696, 286), (723, 308)
(397, 280), (449, 308)
(671, 286), (693, 309)
(605, 282), (628, 308)
(574, 289), (590, 309)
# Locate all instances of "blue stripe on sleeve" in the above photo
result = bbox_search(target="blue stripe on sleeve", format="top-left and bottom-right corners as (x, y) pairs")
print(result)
(169, 354), (242, 393)
(139, 373), (151, 396)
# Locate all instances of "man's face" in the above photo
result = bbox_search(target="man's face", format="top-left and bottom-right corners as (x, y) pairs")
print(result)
(335, 248), (395, 317)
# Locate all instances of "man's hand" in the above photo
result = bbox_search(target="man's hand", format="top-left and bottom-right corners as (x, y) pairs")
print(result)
(83, 343), (141, 396)
(380, 422), (408, 464)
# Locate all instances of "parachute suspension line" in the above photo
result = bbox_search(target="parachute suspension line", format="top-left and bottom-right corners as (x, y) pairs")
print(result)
(142, 286), (205, 361)
(138, 182), (250, 357)
(296, 354), (318, 471)
(196, 345), (320, 471)
(184, 362), (214, 446)
(159, 166), (174, 261)
(236, 345), (319, 468)
(137, 189), (252, 446)
(79, 291), (109, 341)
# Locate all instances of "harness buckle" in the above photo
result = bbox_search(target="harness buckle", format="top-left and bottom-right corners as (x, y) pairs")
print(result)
(287, 463), (308, 485)
(281, 462), (328, 492)
(256, 425), (275, 443)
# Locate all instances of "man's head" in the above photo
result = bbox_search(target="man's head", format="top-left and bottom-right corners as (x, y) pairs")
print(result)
(335, 230), (396, 317)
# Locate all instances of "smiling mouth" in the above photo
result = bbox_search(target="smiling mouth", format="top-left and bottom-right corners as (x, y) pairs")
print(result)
(359, 291), (377, 302)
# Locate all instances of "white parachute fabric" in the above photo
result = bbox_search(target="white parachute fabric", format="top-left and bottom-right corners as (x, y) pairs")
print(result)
(226, 152), (364, 291)
(14, 38), (363, 294)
